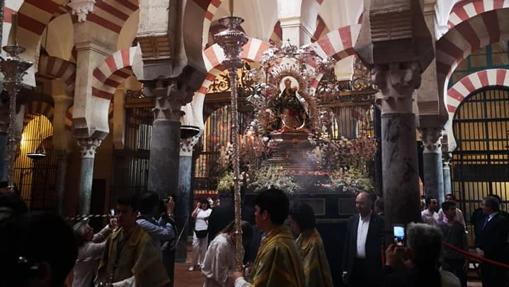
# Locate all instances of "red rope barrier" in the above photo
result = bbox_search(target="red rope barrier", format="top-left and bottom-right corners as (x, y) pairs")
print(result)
(442, 241), (509, 270)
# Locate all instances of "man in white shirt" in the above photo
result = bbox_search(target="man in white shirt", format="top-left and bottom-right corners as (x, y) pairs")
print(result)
(421, 196), (439, 225)
(341, 192), (384, 287)
(437, 194), (466, 228)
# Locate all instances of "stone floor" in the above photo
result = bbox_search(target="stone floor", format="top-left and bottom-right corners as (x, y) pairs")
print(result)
(174, 262), (204, 287)
(173, 238), (483, 287)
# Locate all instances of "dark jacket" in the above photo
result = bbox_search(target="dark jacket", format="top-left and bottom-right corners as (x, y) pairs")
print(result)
(342, 213), (385, 282)
(478, 212), (509, 262)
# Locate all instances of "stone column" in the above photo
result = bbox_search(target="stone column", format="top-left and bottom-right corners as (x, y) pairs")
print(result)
(55, 150), (69, 214)
(147, 80), (182, 199)
(373, 105), (383, 196)
(420, 127), (445, 203)
(373, 63), (422, 231)
(77, 138), (101, 215)
(443, 159), (452, 196)
(175, 133), (200, 262)
(52, 88), (73, 215)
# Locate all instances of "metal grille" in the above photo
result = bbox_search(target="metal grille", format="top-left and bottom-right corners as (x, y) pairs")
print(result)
(329, 106), (374, 139)
(112, 104), (152, 197)
(451, 87), (509, 220)
(194, 105), (233, 195)
(15, 115), (57, 210)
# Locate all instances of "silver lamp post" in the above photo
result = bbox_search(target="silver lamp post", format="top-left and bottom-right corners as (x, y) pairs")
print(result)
(213, 15), (248, 270)
(0, 30), (33, 190)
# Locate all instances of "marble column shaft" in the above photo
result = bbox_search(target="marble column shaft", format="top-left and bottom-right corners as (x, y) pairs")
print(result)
(175, 134), (200, 262)
(147, 119), (181, 199)
(52, 91), (73, 215)
(374, 63), (422, 241)
(175, 154), (192, 262)
(443, 160), (452, 196)
(421, 127), (445, 203)
(77, 138), (101, 215)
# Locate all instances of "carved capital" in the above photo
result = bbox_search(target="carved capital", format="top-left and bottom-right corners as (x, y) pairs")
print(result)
(420, 127), (442, 153)
(152, 81), (186, 121)
(77, 138), (102, 158)
(68, 0), (96, 22)
(373, 62), (421, 114)
(180, 133), (202, 157)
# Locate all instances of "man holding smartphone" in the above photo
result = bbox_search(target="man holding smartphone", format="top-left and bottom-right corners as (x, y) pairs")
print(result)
(341, 192), (385, 287)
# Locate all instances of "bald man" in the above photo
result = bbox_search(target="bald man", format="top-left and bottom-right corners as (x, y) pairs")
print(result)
(341, 192), (385, 287)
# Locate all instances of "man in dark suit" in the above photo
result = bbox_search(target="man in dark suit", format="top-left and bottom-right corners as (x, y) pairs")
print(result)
(478, 196), (509, 287)
(342, 192), (385, 287)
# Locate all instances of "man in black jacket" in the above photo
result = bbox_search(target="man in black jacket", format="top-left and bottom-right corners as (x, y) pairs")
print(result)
(342, 192), (385, 287)
(478, 196), (509, 287)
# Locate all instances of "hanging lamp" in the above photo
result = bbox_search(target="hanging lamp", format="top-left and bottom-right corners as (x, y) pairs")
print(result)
(27, 114), (47, 160)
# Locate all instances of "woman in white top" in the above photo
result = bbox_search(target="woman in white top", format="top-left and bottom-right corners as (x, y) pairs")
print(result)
(189, 198), (212, 271)
(71, 218), (116, 287)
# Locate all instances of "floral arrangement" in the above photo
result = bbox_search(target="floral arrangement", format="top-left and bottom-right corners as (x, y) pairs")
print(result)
(309, 133), (377, 193)
(246, 166), (299, 193)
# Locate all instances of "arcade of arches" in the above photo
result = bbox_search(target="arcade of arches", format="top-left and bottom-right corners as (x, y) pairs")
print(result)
(0, 0), (508, 285)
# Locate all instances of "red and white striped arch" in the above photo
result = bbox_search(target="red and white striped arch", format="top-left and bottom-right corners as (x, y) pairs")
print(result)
(436, 8), (509, 114)
(90, 46), (138, 133)
(201, 0), (325, 48)
(92, 47), (138, 100)
(448, 0), (509, 29)
(87, 0), (138, 34)
(37, 54), (76, 96)
(308, 24), (360, 61)
(202, 37), (270, 73)
(305, 24), (361, 90)
(14, 0), (68, 63)
(312, 15), (329, 42)
(269, 21), (282, 45)
(445, 69), (509, 150)
(447, 69), (509, 114)
(190, 37), (270, 129)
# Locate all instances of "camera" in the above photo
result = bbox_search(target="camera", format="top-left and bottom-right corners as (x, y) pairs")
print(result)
(393, 224), (405, 246)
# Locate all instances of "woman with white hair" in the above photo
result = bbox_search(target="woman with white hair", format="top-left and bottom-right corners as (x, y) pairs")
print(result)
(72, 219), (116, 287)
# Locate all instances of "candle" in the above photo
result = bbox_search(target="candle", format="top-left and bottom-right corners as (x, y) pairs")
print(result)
(229, 0), (233, 16)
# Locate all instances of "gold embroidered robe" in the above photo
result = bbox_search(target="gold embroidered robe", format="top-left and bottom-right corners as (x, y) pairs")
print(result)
(249, 225), (305, 287)
(296, 229), (334, 287)
(97, 225), (169, 287)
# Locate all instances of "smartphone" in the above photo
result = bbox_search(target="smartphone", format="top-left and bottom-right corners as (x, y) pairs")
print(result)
(393, 225), (405, 246)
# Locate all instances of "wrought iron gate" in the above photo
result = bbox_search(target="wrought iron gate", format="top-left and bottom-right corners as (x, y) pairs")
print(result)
(111, 95), (152, 200)
(451, 86), (509, 219)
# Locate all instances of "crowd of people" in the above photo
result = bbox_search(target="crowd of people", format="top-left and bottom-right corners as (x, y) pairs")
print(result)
(1, 186), (509, 287)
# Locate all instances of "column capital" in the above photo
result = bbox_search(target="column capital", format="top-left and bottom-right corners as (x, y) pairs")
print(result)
(420, 127), (442, 153)
(373, 62), (422, 114)
(77, 138), (102, 158)
(152, 80), (186, 121)
(67, 0), (96, 22)
(180, 133), (201, 157)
